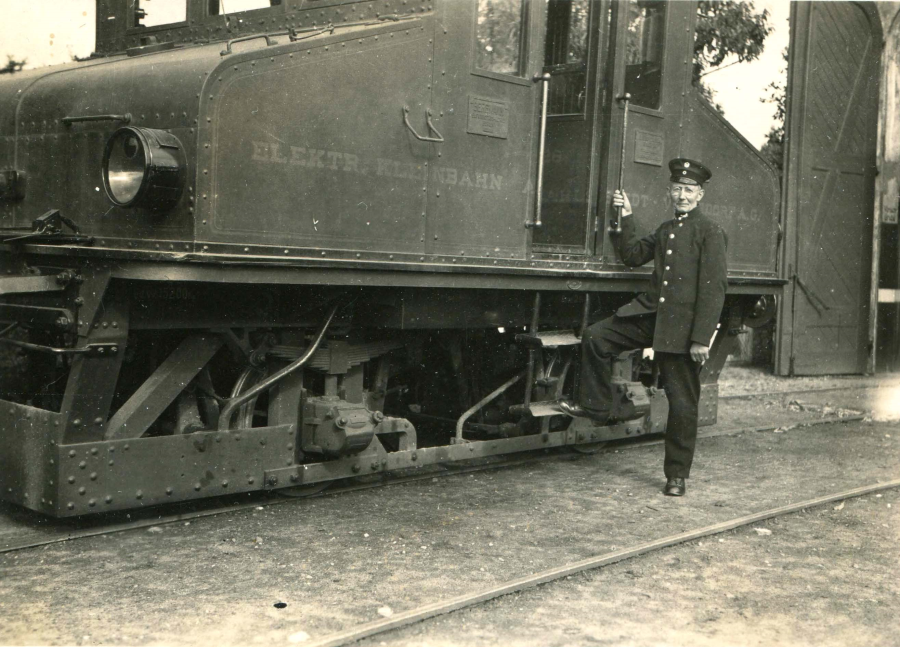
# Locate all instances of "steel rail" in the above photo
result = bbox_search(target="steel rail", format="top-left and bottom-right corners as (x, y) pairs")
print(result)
(719, 382), (899, 401)
(0, 454), (554, 555)
(304, 477), (900, 647)
(0, 413), (866, 555)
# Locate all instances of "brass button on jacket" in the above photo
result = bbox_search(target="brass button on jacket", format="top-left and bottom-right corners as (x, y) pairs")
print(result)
(611, 208), (728, 353)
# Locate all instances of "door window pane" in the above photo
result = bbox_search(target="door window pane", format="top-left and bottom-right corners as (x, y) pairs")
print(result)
(476, 0), (527, 76)
(625, 0), (666, 109)
(136, 0), (187, 28)
(545, 0), (589, 66)
(544, 0), (591, 115)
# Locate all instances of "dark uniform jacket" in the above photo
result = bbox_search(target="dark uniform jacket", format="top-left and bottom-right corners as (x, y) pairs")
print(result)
(612, 207), (728, 353)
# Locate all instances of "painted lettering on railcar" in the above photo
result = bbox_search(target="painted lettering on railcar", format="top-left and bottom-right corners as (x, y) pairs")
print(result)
(702, 203), (762, 224)
(251, 141), (503, 191)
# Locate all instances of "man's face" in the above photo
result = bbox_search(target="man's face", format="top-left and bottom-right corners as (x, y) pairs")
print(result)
(669, 182), (704, 214)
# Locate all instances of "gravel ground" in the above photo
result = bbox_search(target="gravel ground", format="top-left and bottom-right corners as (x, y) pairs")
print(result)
(0, 364), (898, 647)
(0, 415), (897, 646)
(717, 361), (900, 403)
(359, 486), (900, 647)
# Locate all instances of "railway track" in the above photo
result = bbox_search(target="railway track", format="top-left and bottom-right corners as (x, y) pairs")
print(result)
(0, 393), (868, 554)
(0, 454), (556, 554)
(304, 477), (900, 647)
(719, 380), (898, 401)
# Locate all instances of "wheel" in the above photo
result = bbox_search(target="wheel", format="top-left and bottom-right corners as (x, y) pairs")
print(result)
(276, 482), (332, 498)
(571, 441), (608, 455)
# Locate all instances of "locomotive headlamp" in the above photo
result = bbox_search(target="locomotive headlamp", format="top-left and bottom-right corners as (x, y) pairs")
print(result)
(102, 127), (186, 211)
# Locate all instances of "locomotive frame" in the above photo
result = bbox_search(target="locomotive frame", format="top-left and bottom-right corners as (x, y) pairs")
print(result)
(0, 0), (782, 517)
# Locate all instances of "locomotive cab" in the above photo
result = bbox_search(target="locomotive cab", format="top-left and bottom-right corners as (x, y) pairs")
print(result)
(0, 0), (782, 517)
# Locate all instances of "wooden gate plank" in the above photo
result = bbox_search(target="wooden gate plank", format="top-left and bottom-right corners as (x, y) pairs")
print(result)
(787, 1), (881, 375)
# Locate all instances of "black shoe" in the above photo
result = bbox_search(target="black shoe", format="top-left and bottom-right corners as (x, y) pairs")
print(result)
(664, 477), (686, 496)
(558, 400), (609, 424)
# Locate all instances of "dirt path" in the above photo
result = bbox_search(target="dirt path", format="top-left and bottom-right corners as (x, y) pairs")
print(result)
(358, 486), (900, 647)
(1, 414), (897, 646)
(717, 362), (900, 401)
(2, 374), (892, 553)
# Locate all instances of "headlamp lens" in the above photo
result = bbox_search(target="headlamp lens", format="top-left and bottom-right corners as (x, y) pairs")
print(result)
(106, 131), (146, 204)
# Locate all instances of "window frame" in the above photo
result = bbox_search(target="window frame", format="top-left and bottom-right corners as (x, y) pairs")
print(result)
(621, 0), (668, 114)
(543, 0), (593, 120)
(126, 0), (190, 32)
(471, 0), (534, 87)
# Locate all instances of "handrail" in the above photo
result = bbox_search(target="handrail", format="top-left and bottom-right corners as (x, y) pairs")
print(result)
(609, 93), (632, 234)
(402, 106), (445, 143)
(526, 73), (551, 229)
(290, 25), (335, 42)
(221, 32), (286, 56)
(220, 14), (417, 56)
(61, 113), (131, 126)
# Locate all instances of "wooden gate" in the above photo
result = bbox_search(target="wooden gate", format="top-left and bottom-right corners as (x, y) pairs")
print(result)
(779, 2), (882, 375)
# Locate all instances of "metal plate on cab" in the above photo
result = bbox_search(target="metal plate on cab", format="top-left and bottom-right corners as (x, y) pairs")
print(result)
(633, 129), (664, 167)
(467, 96), (509, 139)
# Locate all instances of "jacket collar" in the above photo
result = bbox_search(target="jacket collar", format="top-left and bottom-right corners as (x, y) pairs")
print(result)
(673, 206), (702, 222)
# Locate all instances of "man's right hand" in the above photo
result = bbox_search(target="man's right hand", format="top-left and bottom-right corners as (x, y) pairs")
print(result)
(612, 190), (633, 216)
(690, 343), (710, 364)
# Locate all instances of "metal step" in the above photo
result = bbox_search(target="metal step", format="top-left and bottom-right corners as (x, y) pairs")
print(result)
(527, 400), (564, 417)
(515, 330), (581, 348)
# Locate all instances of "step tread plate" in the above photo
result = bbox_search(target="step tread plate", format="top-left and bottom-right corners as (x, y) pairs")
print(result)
(528, 401), (564, 417)
(516, 331), (581, 348)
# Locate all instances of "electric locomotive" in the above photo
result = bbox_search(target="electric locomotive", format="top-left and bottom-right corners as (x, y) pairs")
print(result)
(0, 0), (781, 517)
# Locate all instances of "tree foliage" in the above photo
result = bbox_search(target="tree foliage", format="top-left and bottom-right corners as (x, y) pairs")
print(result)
(563, 2), (590, 65)
(693, 1), (772, 110)
(759, 47), (788, 173)
(475, 0), (525, 75)
(0, 56), (26, 75)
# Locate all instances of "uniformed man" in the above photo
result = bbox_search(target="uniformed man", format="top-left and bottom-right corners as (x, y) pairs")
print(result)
(560, 158), (727, 496)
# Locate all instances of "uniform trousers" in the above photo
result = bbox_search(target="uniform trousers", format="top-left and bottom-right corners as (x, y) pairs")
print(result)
(579, 313), (701, 479)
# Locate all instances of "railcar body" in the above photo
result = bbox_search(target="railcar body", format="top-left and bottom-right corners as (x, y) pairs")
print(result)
(0, 0), (782, 516)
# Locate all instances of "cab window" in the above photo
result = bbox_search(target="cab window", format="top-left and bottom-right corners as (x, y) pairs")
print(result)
(544, 0), (591, 115)
(475, 0), (527, 77)
(210, 0), (282, 15)
(134, 0), (187, 28)
(624, 0), (666, 110)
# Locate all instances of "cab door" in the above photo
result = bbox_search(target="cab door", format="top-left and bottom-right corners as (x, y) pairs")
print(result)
(533, 0), (609, 255)
(427, 0), (547, 260)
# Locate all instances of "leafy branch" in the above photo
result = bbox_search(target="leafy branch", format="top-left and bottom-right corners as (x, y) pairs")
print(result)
(0, 56), (26, 75)
(692, 0), (772, 112)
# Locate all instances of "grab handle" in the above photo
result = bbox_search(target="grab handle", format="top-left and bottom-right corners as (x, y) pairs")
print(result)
(402, 106), (445, 143)
(527, 72), (551, 229)
(221, 32), (283, 56)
